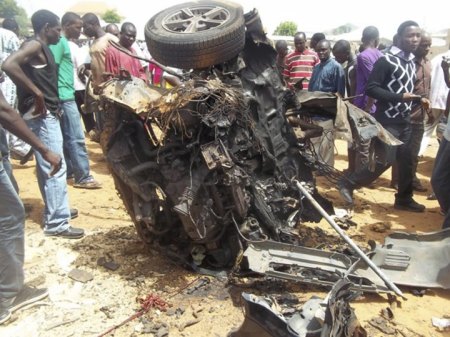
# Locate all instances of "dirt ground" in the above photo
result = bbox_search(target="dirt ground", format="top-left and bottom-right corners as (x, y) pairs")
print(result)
(0, 137), (449, 337)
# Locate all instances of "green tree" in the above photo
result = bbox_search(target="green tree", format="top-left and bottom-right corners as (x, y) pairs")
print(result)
(273, 21), (297, 36)
(102, 9), (122, 23)
(0, 0), (29, 36)
(0, 0), (21, 17)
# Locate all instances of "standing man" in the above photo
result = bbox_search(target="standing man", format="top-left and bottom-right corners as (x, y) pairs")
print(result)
(0, 88), (60, 325)
(307, 39), (345, 168)
(354, 26), (383, 113)
(0, 23), (32, 163)
(338, 21), (428, 212)
(344, 26), (383, 175)
(391, 31), (432, 192)
(420, 45), (450, 155)
(105, 22), (147, 82)
(2, 9), (84, 238)
(431, 58), (450, 229)
(275, 39), (288, 81)
(81, 13), (118, 132)
(332, 39), (356, 98)
(49, 12), (101, 189)
(284, 32), (319, 91)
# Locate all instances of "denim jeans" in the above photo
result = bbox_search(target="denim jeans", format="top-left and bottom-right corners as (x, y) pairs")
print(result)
(0, 125), (18, 192)
(431, 138), (450, 229)
(25, 113), (71, 234)
(60, 100), (93, 184)
(0, 158), (24, 302)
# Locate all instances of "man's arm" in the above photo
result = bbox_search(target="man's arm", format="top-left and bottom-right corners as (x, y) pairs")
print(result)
(442, 58), (450, 88)
(0, 90), (61, 175)
(366, 57), (417, 103)
(1, 40), (47, 116)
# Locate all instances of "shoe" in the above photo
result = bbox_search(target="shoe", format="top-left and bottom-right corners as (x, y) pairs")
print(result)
(338, 181), (354, 205)
(70, 208), (78, 219)
(427, 193), (436, 200)
(0, 286), (48, 315)
(45, 226), (85, 239)
(0, 308), (11, 325)
(73, 178), (101, 189)
(394, 199), (425, 213)
(20, 149), (34, 165)
(88, 129), (100, 143)
(412, 183), (427, 192)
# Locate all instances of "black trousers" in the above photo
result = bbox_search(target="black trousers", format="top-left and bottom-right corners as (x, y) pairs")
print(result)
(346, 123), (414, 202)
(431, 138), (450, 228)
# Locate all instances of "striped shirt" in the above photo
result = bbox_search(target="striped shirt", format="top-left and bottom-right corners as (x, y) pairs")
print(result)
(283, 49), (319, 90)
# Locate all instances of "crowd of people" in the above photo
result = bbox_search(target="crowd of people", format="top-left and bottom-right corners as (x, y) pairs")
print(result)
(0, 9), (448, 327)
(281, 21), (449, 224)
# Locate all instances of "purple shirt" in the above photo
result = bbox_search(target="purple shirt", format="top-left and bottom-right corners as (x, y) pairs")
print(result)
(354, 47), (383, 112)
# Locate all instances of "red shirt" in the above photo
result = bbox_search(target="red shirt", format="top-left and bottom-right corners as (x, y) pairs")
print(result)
(105, 45), (147, 82)
(283, 49), (319, 90)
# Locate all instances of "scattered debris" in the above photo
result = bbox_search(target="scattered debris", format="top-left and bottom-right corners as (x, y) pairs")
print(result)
(97, 256), (120, 271)
(370, 222), (392, 233)
(432, 317), (450, 331)
(67, 269), (93, 283)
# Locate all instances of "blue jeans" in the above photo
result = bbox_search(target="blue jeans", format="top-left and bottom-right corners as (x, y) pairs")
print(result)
(0, 158), (24, 302)
(26, 114), (71, 234)
(431, 138), (450, 229)
(60, 100), (93, 184)
(0, 125), (18, 192)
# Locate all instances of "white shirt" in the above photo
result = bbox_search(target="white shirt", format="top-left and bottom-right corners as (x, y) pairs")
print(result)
(430, 50), (450, 110)
(68, 40), (90, 91)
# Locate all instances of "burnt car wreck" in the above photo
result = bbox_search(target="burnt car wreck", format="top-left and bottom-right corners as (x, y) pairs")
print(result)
(93, 2), (450, 334)
(99, 1), (336, 269)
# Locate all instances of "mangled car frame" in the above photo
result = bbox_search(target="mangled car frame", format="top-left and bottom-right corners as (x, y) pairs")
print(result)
(95, 0), (450, 298)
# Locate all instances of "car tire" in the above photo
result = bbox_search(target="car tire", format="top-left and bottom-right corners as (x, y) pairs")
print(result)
(144, 0), (245, 69)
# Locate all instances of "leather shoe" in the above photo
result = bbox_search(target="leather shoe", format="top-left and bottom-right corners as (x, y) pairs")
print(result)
(45, 226), (85, 239)
(394, 199), (425, 213)
(412, 183), (427, 192)
(70, 208), (78, 219)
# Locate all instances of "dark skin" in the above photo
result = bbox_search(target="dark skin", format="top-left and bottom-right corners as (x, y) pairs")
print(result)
(294, 33), (307, 53)
(0, 89), (61, 176)
(2, 22), (61, 117)
(397, 25), (429, 109)
(414, 33), (433, 123)
(119, 25), (137, 49)
(315, 40), (331, 62)
(441, 57), (450, 116)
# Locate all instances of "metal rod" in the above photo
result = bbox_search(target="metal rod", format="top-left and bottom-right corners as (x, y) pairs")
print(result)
(295, 180), (405, 299)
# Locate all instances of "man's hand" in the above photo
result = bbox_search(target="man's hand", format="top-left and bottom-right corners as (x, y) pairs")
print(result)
(41, 150), (62, 176)
(33, 92), (47, 116)
(402, 93), (421, 101)
(421, 97), (431, 111)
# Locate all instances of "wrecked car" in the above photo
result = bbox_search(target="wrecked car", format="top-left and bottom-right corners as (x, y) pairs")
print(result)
(97, 1), (334, 269)
(95, 0), (449, 297)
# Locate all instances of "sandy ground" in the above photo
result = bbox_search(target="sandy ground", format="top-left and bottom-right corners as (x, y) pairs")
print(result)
(0, 137), (449, 337)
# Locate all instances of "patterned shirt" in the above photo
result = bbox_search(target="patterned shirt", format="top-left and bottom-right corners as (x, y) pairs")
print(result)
(0, 28), (20, 107)
(283, 49), (319, 90)
(366, 46), (417, 124)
